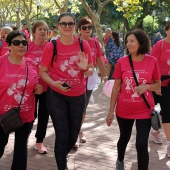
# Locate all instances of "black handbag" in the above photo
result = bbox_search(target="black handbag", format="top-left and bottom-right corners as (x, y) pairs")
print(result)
(128, 55), (161, 131)
(0, 60), (28, 134)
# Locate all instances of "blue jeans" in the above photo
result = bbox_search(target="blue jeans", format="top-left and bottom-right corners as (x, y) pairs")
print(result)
(116, 116), (151, 170)
(47, 87), (86, 170)
(0, 122), (31, 170)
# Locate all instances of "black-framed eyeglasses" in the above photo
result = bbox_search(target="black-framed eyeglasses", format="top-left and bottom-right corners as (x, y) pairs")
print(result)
(81, 25), (93, 30)
(11, 40), (27, 46)
(59, 22), (75, 28)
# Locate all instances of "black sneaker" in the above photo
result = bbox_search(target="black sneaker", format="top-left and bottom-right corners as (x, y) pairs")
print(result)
(116, 159), (125, 170)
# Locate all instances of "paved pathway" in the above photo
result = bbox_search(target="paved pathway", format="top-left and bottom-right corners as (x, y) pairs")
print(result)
(1, 86), (170, 170)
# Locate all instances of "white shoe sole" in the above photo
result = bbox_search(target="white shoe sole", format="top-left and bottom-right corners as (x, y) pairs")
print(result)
(150, 135), (162, 144)
(34, 145), (47, 154)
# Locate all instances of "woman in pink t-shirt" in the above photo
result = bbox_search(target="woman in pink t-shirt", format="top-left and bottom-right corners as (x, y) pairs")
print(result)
(0, 26), (12, 56)
(151, 22), (170, 157)
(40, 12), (93, 170)
(76, 16), (108, 146)
(26, 20), (49, 154)
(0, 31), (42, 170)
(106, 29), (161, 170)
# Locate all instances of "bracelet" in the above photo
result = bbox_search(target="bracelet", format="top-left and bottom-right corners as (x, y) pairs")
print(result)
(83, 68), (89, 72)
(103, 76), (108, 80)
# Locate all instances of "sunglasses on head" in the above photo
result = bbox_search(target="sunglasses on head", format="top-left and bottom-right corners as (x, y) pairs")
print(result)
(81, 25), (93, 30)
(59, 22), (75, 28)
(11, 40), (27, 46)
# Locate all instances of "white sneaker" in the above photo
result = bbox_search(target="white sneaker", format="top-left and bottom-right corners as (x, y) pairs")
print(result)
(150, 130), (162, 144)
(34, 143), (47, 154)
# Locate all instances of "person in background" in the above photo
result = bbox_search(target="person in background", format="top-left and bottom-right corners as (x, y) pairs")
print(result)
(50, 29), (59, 41)
(152, 32), (162, 46)
(150, 21), (170, 157)
(106, 29), (161, 170)
(0, 31), (42, 170)
(21, 24), (30, 42)
(0, 26), (12, 56)
(104, 28), (112, 58)
(40, 12), (93, 170)
(25, 20), (49, 154)
(106, 31), (124, 79)
(76, 16), (108, 147)
(12, 26), (18, 31)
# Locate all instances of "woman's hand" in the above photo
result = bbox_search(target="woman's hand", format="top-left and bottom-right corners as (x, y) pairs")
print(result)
(53, 81), (71, 92)
(106, 112), (114, 127)
(35, 84), (43, 94)
(134, 84), (148, 95)
(155, 89), (162, 96)
(76, 51), (88, 71)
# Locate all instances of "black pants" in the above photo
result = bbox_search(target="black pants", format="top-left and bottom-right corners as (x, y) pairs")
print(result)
(116, 116), (151, 170)
(0, 122), (31, 170)
(34, 92), (49, 143)
(47, 87), (86, 170)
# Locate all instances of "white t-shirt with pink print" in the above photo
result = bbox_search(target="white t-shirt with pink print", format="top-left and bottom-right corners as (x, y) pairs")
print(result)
(0, 56), (38, 123)
(113, 54), (160, 119)
(41, 37), (93, 96)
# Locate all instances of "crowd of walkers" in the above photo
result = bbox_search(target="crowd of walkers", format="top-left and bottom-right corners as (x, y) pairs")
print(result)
(0, 12), (170, 170)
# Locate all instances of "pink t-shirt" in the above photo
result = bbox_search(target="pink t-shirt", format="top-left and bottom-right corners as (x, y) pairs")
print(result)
(21, 29), (30, 42)
(113, 54), (160, 119)
(87, 38), (102, 67)
(0, 41), (9, 56)
(103, 35), (109, 45)
(26, 42), (47, 92)
(41, 37), (93, 96)
(151, 39), (170, 87)
(0, 56), (38, 123)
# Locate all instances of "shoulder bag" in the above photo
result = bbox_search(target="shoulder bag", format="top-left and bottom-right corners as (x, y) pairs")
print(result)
(128, 55), (161, 131)
(0, 60), (28, 134)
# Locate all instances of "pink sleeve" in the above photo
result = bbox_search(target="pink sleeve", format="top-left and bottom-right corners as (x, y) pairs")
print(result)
(152, 59), (161, 80)
(112, 59), (122, 79)
(83, 40), (93, 65)
(41, 42), (53, 67)
(151, 40), (162, 59)
(96, 41), (103, 58)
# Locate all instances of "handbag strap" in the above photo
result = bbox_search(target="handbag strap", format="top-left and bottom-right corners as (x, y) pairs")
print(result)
(18, 59), (28, 110)
(128, 55), (150, 109)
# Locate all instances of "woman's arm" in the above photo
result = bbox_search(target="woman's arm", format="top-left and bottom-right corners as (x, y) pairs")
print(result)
(106, 79), (121, 126)
(96, 57), (108, 82)
(134, 80), (161, 96)
(39, 66), (70, 92)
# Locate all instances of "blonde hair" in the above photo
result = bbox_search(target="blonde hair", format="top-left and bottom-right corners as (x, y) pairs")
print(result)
(1, 26), (13, 40)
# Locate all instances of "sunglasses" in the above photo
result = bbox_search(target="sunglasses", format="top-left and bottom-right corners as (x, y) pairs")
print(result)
(59, 22), (75, 28)
(81, 26), (93, 30)
(11, 40), (27, 46)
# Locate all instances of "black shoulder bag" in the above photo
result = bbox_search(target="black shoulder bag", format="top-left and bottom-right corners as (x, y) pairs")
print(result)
(0, 60), (28, 134)
(128, 55), (161, 131)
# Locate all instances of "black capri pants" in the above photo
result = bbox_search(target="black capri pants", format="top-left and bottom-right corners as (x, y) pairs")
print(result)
(159, 86), (170, 123)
